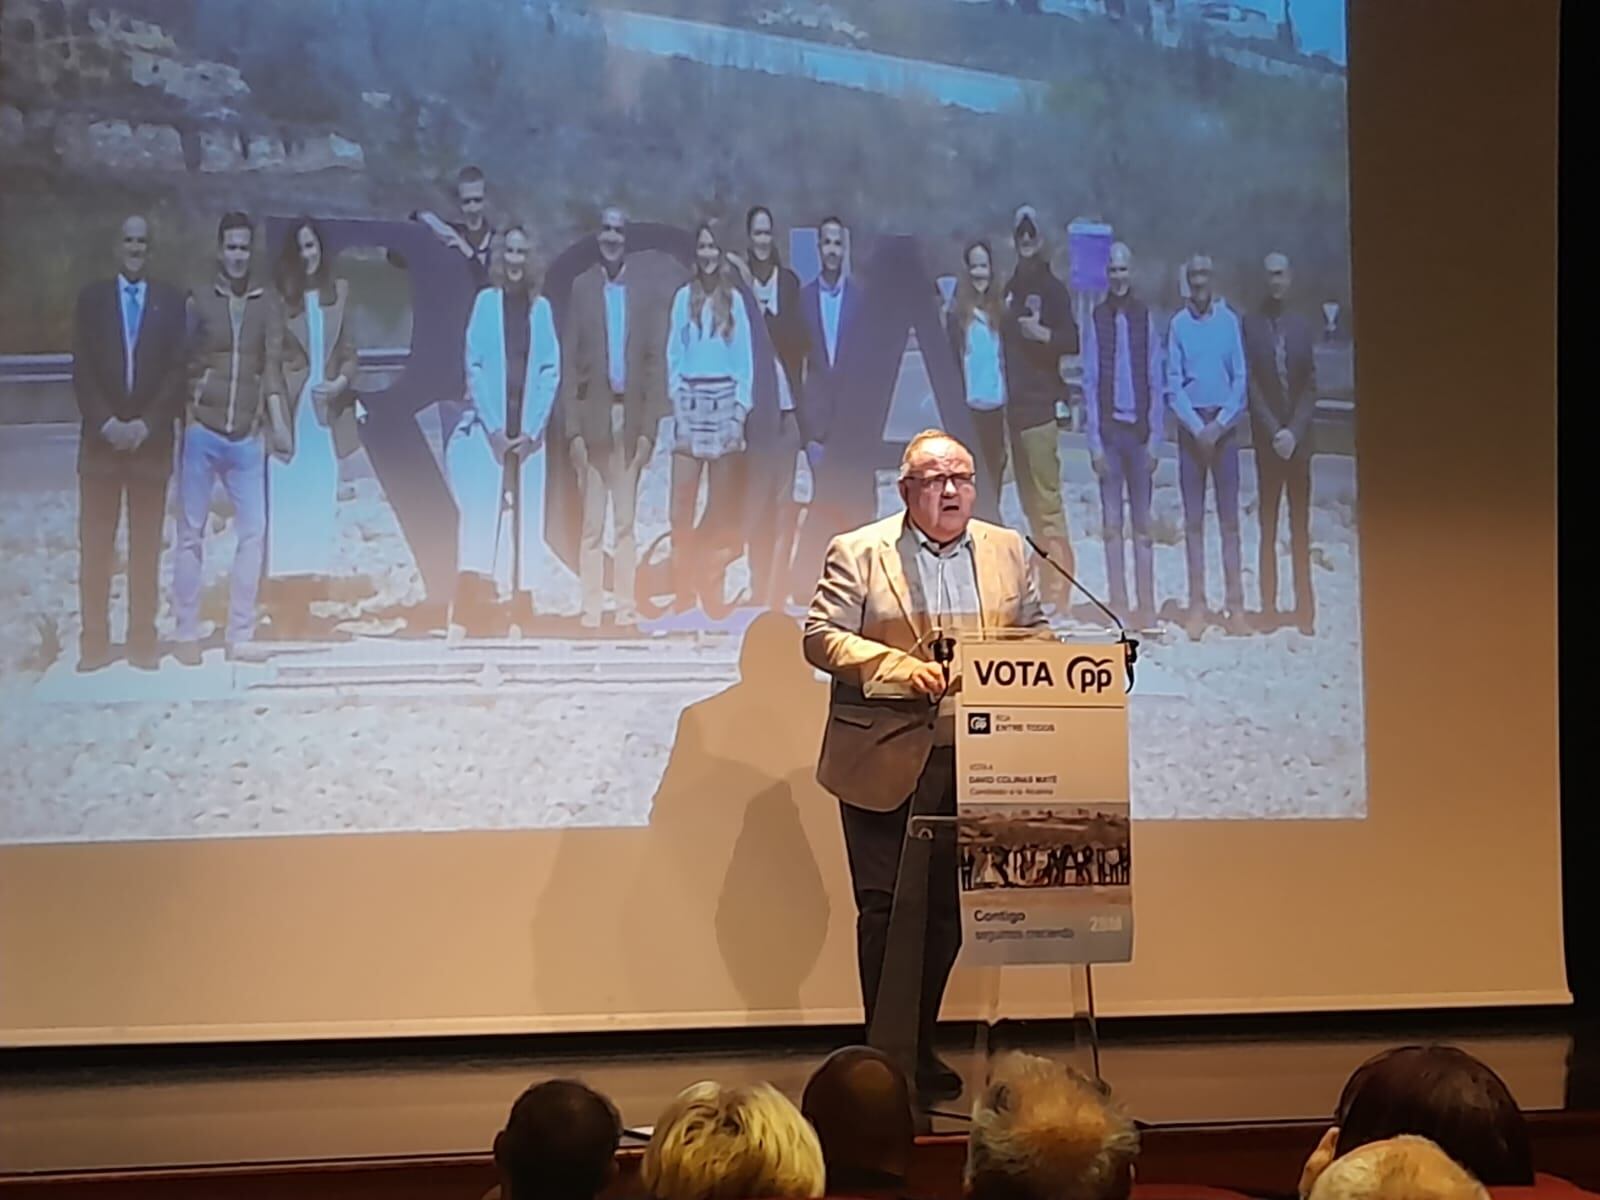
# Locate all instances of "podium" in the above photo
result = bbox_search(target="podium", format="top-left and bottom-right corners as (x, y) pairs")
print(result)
(867, 629), (1133, 1094)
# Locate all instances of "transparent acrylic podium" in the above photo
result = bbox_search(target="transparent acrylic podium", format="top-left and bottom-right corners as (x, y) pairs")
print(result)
(866, 625), (1130, 1103)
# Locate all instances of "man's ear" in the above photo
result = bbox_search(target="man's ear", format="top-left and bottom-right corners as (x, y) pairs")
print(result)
(1298, 1125), (1340, 1199)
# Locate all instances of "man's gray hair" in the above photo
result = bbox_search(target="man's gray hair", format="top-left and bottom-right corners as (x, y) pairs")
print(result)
(1309, 1136), (1489, 1200)
(965, 1052), (1139, 1200)
(898, 428), (971, 481)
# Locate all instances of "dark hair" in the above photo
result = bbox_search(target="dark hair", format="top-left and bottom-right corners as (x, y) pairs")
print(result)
(818, 214), (847, 237)
(801, 1046), (915, 1184)
(1332, 1045), (1533, 1186)
(274, 216), (333, 316)
(495, 1079), (621, 1200)
(216, 211), (253, 245)
(953, 239), (1005, 336)
(746, 204), (774, 233)
(457, 164), (486, 188)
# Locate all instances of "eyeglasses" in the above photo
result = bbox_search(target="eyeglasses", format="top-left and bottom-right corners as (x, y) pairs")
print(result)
(907, 472), (976, 490)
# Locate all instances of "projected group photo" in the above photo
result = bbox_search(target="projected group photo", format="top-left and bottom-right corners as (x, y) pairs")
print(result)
(0, 0), (1360, 842)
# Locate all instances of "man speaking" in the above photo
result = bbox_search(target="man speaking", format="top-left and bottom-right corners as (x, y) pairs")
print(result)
(804, 429), (1047, 1098)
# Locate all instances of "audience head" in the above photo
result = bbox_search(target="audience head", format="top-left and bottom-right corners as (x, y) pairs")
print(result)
(1302, 1044), (1533, 1189)
(493, 1078), (622, 1200)
(965, 1052), (1138, 1200)
(642, 1080), (825, 1200)
(1308, 1136), (1489, 1200)
(801, 1046), (916, 1189)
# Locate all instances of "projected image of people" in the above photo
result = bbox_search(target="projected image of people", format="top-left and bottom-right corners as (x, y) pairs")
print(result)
(0, 0), (1360, 841)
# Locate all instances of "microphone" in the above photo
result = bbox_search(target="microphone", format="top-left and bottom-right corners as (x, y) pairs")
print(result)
(1024, 535), (1139, 691)
(930, 629), (956, 693)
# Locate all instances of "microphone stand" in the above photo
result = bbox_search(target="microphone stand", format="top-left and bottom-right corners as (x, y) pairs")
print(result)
(1024, 535), (1139, 691)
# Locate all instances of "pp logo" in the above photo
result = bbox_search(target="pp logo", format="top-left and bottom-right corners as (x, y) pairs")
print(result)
(1065, 655), (1115, 694)
(966, 712), (992, 736)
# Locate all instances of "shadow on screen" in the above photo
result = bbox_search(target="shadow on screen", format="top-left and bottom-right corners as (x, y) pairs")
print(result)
(530, 611), (832, 1018)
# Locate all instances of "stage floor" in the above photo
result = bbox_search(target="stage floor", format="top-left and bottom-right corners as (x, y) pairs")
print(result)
(2, 1008), (1593, 1179)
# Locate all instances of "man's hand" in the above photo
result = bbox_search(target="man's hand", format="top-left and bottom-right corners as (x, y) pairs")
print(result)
(511, 433), (541, 460)
(1018, 313), (1050, 343)
(312, 379), (344, 405)
(100, 417), (132, 450)
(908, 660), (947, 697)
(1146, 442), (1161, 472)
(125, 418), (150, 451)
(1090, 450), (1107, 478)
(1272, 428), (1296, 460)
(488, 429), (513, 462)
(805, 440), (825, 466)
(1198, 421), (1223, 449)
(570, 436), (588, 476)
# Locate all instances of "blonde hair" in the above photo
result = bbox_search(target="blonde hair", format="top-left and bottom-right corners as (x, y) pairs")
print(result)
(899, 428), (972, 481)
(642, 1081), (825, 1200)
(966, 1053), (1139, 1200)
(1309, 1136), (1489, 1200)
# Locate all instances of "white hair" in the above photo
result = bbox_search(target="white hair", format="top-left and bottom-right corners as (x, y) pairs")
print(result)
(1309, 1136), (1490, 1200)
(641, 1081), (825, 1200)
(898, 428), (972, 481)
(965, 1053), (1139, 1200)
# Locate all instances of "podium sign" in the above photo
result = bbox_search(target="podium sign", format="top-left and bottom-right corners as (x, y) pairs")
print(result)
(956, 637), (1133, 966)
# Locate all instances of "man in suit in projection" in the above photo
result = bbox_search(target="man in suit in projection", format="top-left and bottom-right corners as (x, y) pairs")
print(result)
(804, 428), (1047, 1100)
(71, 214), (188, 672)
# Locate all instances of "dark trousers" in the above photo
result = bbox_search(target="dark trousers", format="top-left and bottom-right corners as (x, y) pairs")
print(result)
(669, 451), (739, 608)
(1257, 446), (1314, 625)
(1098, 421), (1155, 617)
(968, 406), (1008, 523)
(78, 468), (167, 655)
(838, 746), (960, 1059)
(1177, 418), (1243, 612)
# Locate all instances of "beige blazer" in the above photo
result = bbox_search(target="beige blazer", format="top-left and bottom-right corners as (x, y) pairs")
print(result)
(802, 513), (1047, 812)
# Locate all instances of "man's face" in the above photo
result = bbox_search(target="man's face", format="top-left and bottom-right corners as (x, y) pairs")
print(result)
(598, 207), (627, 265)
(1265, 256), (1292, 302)
(1187, 263), (1213, 307)
(219, 227), (252, 281)
(119, 216), (149, 281)
(1014, 221), (1041, 261)
(503, 229), (528, 282)
(749, 210), (775, 262)
(900, 438), (977, 543)
(457, 178), (486, 228)
(819, 222), (846, 276)
(1107, 247), (1132, 297)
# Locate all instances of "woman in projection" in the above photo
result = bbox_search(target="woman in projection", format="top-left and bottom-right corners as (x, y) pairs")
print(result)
(665, 221), (753, 614)
(945, 239), (1010, 522)
(449, 224), (561, 636)
(265, 216), (359, 639)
